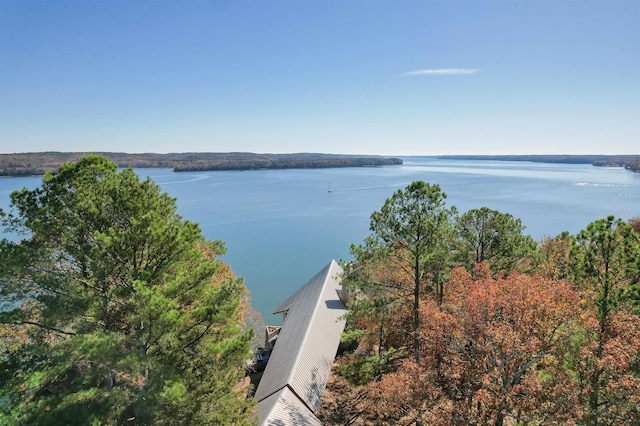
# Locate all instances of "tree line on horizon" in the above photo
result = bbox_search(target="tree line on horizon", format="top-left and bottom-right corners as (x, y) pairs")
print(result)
(172, 157), (403, 171)
(0, 152), (402, 176)
(438, 154), (640, 170)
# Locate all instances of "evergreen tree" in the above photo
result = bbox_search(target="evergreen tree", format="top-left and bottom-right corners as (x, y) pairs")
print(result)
(570, 216), (640, 425)
(572, 216), (640, 320)
(0, 155), (254, 425)
(346, 181), (456, 363)
(454, 207), (537, 275)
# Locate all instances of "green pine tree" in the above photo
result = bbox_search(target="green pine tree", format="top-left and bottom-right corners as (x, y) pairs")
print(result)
(570, 216), (640, 425)
(0, 154), (254, 425)
(454, 206), (538, 275)
(345, 181), (456, 363)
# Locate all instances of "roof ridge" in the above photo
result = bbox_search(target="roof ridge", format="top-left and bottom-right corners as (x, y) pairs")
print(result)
(283, 260), (340, 388)
(272, 259), (337, 314)
(254, 259), (347, 422)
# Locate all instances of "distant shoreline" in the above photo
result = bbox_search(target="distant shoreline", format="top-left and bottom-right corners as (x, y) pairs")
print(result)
(0, 152), (403, 177)
(1, 152), (638, 177)
(436, 155), (640, 172)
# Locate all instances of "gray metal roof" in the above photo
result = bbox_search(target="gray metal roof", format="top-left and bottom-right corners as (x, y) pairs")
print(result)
(254, 259), (347, 420)
(255, 386), (323, 426)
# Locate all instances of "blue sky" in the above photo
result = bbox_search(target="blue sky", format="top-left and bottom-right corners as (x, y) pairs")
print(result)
(0, 0), (638, 155)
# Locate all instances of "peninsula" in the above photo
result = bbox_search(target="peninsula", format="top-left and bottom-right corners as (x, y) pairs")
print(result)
(0, 152), (403, 176)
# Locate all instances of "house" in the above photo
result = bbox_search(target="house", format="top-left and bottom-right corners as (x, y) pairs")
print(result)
(254, 260), (347, 425)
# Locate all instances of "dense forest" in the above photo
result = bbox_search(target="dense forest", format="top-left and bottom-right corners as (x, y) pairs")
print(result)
(316, 181), (640, 425)
(1, 156), (638, 425)
(438, 154), (640, 170)
(173, 156), (403, 171)
(0, 152), (402, 176)
(628, 157), (640, 172)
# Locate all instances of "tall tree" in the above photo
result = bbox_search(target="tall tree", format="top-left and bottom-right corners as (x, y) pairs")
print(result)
(538, 231), (573, 280)
(346, 181), (456, 362)
(571, 215), (640, 425)
(572, 216), (640, 320)
(454, 207), (537, 275)
(0, 155), (254, 425)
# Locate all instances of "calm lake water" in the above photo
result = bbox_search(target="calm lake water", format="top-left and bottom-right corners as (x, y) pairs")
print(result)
(1, 157), (639, 322)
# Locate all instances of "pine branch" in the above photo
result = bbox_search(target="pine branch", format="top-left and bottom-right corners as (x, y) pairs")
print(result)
(6, 320), (76, 336)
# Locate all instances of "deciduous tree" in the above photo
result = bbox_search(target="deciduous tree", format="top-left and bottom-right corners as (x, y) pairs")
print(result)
(370, 266), (586, 425)
(538, 231), (573, 280)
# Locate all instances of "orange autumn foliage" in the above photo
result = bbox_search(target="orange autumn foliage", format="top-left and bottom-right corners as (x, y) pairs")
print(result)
(588, 310), (640, 422)
(369, 265), (589, 425)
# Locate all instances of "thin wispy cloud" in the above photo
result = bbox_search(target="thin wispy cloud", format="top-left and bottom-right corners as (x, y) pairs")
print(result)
(401, 68), (479, 76)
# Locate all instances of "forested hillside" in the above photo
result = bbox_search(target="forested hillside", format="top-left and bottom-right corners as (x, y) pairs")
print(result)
(317, 181), (640, 425)
(628, 157), (640, 172)
(0, 152), (402, 176)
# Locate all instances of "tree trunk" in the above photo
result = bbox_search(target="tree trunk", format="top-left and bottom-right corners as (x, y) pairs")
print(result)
(589, 261), (611, 426)
(414, 257), (420, 363)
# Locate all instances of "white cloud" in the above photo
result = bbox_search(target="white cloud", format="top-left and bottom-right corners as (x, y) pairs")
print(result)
(401, 68), (479, 76)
